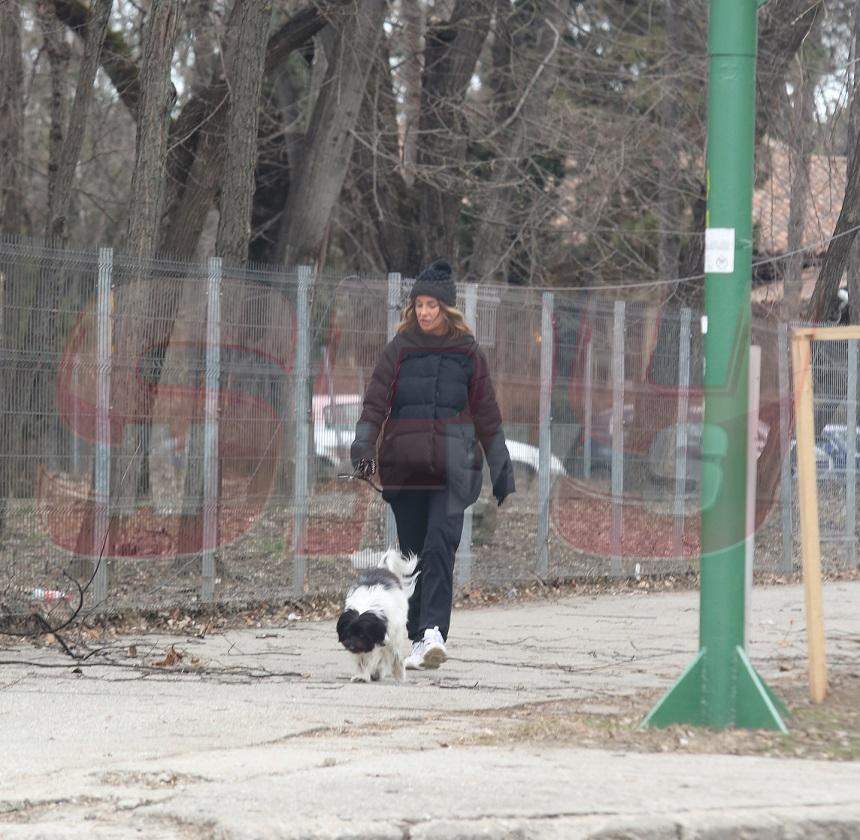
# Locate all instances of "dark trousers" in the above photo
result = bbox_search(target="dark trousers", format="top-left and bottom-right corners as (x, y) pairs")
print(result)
(389, 489), (465, 642)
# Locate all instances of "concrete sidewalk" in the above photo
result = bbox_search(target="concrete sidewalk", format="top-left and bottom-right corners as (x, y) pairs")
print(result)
(1, 581), (859, 838)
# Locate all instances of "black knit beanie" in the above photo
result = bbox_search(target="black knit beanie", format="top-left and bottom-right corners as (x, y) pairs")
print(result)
(410, 258), (457, 307)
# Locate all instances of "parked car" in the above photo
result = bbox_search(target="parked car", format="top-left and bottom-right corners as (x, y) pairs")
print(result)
(819, 424), (860, 472)
(580, 400), (776, 488)
(788, 438), (836, 476)
(312, 394), (567, 487)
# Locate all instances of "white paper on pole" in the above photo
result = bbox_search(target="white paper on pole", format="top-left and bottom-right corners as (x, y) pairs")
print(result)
(704, 228), (735, 274)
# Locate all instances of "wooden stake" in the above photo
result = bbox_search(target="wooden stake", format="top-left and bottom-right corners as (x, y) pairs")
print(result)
(790, 332), (827, 703)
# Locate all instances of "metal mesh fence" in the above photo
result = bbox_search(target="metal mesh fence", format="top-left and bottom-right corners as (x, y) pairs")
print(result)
(0, 238), (857, 619)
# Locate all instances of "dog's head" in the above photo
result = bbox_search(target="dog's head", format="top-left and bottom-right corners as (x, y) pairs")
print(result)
(336, 609), (387, 654)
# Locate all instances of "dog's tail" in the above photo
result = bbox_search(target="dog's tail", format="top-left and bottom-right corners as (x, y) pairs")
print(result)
(379, 548), (419, 598)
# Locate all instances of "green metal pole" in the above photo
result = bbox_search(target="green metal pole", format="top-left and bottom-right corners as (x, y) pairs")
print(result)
(700, 0), (756, 728)
(643, 0), (787, 731)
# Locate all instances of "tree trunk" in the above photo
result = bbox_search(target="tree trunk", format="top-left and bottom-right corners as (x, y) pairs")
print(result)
(805, 132), (860, 323)
(0, 2), (23, 233)
(4, 6), (70, 541)
(277, 0), (387, 267)
(756, 0), (821, 145)
(176, 0), (272, 556)
(51, 0), (142, 117)
(0, 2), (21, 530)
(159, 5), (339, 261)
(465, 0), (516, 284)
(46, 0), (113, 244)
(125, 0), (180, 261)
(468, 0), (563, 284)
(187, 0), (218, 94)
(107, 0), (181, 556)
(848, 0), (860, 325)
(348, 32), (419, 272)
(626, 1), (684, 493)
(215, 0), (272, 265)
(37, 1), (71, 225)
(658, 0), (681, 288)
(160, 112), (226, 259)
(416, 0), (492, 264)
(51, 0), (351, 263)
(782, 49), (816, 321)
(399, 0), (424, 187)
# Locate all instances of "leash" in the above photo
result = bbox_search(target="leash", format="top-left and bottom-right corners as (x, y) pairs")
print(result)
(336, 467), (385, 495)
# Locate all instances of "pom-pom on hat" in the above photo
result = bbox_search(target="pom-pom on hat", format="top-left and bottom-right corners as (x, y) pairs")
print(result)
(410, 258), (457, 307)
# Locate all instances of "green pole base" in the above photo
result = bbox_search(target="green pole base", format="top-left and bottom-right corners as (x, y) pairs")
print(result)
(641, 646), (788, 733)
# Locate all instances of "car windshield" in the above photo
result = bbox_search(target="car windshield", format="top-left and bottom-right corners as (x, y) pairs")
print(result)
(323, 402), (361, 430)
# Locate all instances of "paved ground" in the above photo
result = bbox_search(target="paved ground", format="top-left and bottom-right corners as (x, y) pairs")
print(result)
(1, 581), (859, 838)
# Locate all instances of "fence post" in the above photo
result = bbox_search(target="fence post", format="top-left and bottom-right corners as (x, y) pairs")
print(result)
(456, 283), (478, 587)
(92, 246), (112, 607)
(537, 291), (554, 578)
(583, 331), (593, 479)
(72, 358), (82, 475)
(201, 257), (221, 603)
(385, 274), (401, 551)
(291, 265), (313, 596)
(847, 340), (857, 568)
(777, 323), (793, 573)
(673, 308), (692, 561)
(611, 300), (625, 576)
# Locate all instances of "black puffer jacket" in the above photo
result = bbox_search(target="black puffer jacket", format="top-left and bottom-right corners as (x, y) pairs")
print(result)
(351, 326), (515, 508)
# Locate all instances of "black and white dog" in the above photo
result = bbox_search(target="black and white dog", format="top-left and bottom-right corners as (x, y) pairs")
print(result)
(336, 548), (418, 683)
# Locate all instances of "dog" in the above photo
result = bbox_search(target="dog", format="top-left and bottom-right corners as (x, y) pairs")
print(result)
(336, 548), (418, 683)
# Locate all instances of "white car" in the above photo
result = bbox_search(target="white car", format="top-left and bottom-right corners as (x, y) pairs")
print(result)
(312, 394), (566, 487)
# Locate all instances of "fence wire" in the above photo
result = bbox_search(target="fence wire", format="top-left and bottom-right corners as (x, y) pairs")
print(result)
(0, 239), (857, 618)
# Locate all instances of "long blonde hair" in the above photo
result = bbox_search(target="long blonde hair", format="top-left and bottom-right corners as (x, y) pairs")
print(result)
(396, 299), (474, 337)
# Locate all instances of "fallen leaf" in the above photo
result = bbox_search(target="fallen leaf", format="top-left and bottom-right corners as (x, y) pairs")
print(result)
(152, 645), (184, 668)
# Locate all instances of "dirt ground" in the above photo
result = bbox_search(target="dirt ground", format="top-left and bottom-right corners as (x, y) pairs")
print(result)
(450, 670), (860, 762)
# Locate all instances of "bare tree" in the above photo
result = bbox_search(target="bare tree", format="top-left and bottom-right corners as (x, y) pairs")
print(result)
(215, 0), (272, 265)
(782, 40), (818, 320)
(806, 131), (860, 322)
(126, 0), (181, 262)
(102, 0), (182, 557)
(805, 0), (860, 325)
(158, 0), (354, 260)
(416, 0), (492, 264)
(467, 0), (564, 284)
(277, 0), (388, 267)
(34, 0), (833, 287)
(345, 31), (419, 271)
(0, 1), (24, 233)
(0, 0), (24, 535)
(398, 0), (424, 186)
(187, 0), (218, 94)
(37, 1), (71, 227)
(757, 0), (823, 144)
(658, 0), (682, 288)
(46, 0), (113, 244)
(848, 0), (860, 323)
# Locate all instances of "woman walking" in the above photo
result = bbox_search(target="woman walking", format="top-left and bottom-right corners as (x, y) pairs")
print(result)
(351, 259), (515, 669)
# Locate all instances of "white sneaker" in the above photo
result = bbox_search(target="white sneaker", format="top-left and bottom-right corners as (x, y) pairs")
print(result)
(419, 626), (447, 669)
(405, 640), (425, 670)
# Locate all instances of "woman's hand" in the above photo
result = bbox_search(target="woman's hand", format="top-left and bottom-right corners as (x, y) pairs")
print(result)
(357, 458), (377, 479)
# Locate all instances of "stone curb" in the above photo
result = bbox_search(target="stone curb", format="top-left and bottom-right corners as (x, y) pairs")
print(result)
(408, 809), (860, 840)
(215, 808), (860, 840)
